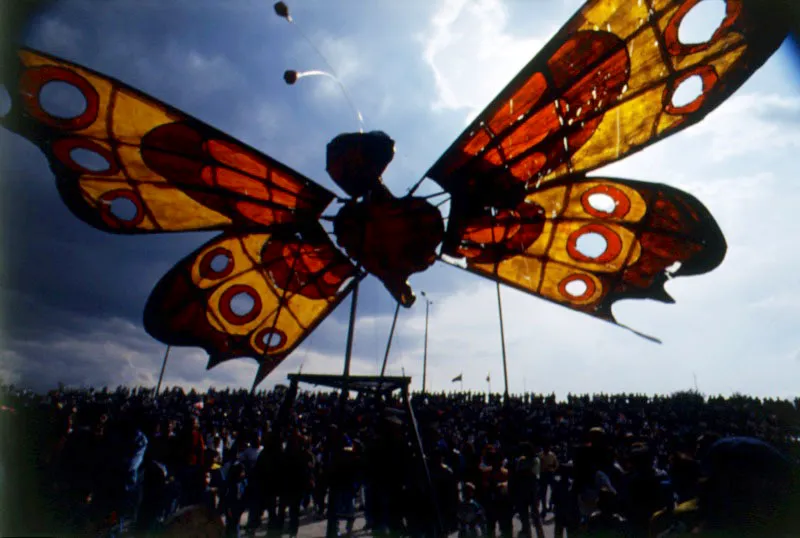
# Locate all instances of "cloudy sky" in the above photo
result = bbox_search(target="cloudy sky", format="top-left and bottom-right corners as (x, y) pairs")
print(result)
(1, 0), (799, 399)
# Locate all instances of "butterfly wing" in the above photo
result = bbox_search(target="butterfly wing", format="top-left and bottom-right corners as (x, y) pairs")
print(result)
(426, 0), (785, 332)
(441, 176), (725, 337)
(426, 0), (788, 206)
(144, 225), (360, 387)
(1, 48), (334, 232)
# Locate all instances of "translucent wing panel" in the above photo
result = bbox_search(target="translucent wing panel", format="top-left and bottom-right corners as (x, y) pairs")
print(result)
(2, 48), (334, 233)
(426, 0), (788, 199)
(144, 227), (359, 384)
(442, 177), (726, 331)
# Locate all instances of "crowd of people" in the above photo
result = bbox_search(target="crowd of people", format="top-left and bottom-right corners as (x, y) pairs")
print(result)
(1, 382), (799, 537)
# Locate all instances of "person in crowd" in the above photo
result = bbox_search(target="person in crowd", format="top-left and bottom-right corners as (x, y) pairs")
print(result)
(278, 429), (316, 537)
(586, 487), (627, 537)
(511, 442), (545, 538)
(431, 447), (460, 533)
(624, 443), (673, 536)
(539, 443), (559, 516)
(220, 461), (247, 538)
(458, 482), (486, 538)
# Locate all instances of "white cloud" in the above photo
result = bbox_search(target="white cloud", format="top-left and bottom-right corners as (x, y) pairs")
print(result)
(420, 0), (551, 121)
(686, 93), (800, 162)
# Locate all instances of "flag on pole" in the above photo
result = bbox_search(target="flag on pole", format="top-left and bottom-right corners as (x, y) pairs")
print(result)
(486, 373), (491, 383)
(451, 374), (462, 383)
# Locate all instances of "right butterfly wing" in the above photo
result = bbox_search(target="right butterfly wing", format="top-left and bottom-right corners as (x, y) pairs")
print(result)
(425, 0), (789, 204)
(2, 47), (334, 233)
(440, 176), (726, 337)
(144, 225), (360, 387)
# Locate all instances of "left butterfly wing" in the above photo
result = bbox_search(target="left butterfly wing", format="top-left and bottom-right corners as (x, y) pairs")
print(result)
(144, 225), (360, 387)
(426, 0), (789, 205)
(1, 48), (333, 233)
(440, 176), (726, 337)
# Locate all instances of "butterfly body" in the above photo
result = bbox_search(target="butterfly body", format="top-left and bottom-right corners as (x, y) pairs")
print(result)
(333, 187), (444, 307)
(325, 130), (446, 306)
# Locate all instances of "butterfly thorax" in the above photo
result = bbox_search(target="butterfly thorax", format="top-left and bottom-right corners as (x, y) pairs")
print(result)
(327, 132), (443, 307)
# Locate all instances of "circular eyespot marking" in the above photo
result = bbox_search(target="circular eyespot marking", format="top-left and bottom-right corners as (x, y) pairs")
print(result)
(52, 138), (118, 175)
(210, 254), (229, 273)
(665, 66), (719, 115)
(20, 66), (99, 130)
(256, 328), (286, 352)
(678, 0), (726, 46)
(587, 193), (616, 214)
(672, 75), (703, 108)
(39, 80), (87, 119)
(199, 247), (234, 279)
(0, 84), (10, 117)
(219, 284), (262, 325)
(230, 293), (254, 316)
(69, 147), (110, 172)
(575, 232), (608, 259)
(558, 274), (597, 302)
(581, 185), (631, 219)
(98, 189), (145, 229)
(567, 224), (623, 264)
(565, 279), (587, 297)
(110, 197), (137, 221)
(664, 0), (741, 57)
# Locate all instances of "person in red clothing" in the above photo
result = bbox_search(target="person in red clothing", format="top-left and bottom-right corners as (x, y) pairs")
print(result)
(179, 416), (206, 507)
(187, 417), (206, 468)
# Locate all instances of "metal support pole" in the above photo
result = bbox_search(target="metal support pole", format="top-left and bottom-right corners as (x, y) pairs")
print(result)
(380, 301), (401, 378)
(422, 297), (430, 393)
(377, 301), (401, 395)
(339, 277), (361, 410)
(496, 281), (510, 405)
(155, 345), (171, 397)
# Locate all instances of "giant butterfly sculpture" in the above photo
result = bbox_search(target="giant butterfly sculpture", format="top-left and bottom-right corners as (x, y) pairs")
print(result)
(1, 0), (790, 387)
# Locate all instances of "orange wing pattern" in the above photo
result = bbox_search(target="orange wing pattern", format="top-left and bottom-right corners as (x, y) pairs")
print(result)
(442, 176), (726, 335)
(426, 0), (788, 202)
(1, 48), (334, 233)
(144, 226), (360, 387)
